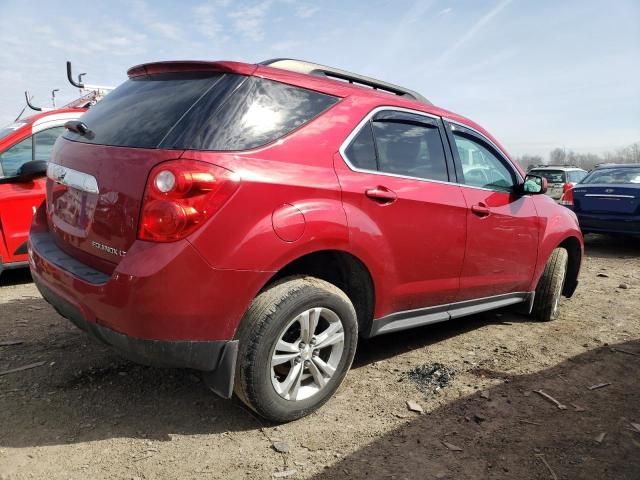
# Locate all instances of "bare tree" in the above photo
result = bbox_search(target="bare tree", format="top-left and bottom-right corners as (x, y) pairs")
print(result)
(515, 141), (640, 172)
(514, 154), (544, 170)
(549, 148), (567, 165)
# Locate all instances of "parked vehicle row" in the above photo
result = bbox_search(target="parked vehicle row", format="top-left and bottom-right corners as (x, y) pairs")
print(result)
(524, 162), (639, 236)
(26, 58), (584, 421)
(562, 163), (640, 236)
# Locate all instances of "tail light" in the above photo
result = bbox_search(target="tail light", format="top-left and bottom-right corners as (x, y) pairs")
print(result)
(562, 182), (573, 194)
(560, 185), (574, 206)
(139, 159), (240, 242)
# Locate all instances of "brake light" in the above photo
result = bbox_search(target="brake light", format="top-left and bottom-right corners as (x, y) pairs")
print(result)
(562, 182), (572, 194)
(560, 185), (574, 206)
(138, 160), (240, 242)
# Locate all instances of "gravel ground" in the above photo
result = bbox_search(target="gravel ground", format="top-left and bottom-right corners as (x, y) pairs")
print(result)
(0, 234), (638, 480)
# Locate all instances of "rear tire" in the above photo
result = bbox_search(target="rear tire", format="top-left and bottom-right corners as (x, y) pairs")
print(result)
(531, 248), (569, 322)
(234, 276), (358, 422)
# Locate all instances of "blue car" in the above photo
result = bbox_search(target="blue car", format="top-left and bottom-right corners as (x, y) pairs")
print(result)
(562, 164), (640, 236)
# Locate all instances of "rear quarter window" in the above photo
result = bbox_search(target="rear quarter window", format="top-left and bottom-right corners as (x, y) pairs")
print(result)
(162, 76), (338, 151)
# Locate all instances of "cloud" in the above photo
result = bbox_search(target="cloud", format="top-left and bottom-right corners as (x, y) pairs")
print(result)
(148, 22), (181, 40)
(194, 3), (224, 39)
(131, 0), (183, 40)
(270, 40), (301, 52)
(229, 1), (273, 41)
(438, 7), (453, 15)
(296, 4), (320, 19)
(436, 0), (513, 65)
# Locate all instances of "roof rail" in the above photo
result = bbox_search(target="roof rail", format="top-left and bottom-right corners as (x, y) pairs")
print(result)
(260, 58), (431, 105)
(543, 164), (580, 168)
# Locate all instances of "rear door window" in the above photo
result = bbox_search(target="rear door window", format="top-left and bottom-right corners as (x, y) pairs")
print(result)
(344, 122), (377, 171)
(64, 73), (339, 151)
(343, 110), (450, 182)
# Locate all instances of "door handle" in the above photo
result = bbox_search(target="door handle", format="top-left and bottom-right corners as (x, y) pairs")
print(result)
(471, 203), (490, 217)
(365, 186), (397, 204)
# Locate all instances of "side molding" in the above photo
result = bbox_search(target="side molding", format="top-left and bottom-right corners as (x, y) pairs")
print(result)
(368, 292), (532, 337)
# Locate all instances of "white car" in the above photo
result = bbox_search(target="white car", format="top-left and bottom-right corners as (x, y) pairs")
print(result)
(528, 166), (588, 200)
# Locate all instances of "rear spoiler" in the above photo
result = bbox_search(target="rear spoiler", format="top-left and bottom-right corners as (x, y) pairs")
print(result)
(127, 61), (257, 78)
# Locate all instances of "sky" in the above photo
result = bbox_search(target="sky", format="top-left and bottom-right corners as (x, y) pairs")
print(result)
(0, 0), (638, 158)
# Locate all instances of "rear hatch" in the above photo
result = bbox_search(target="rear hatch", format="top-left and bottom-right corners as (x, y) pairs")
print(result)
(46, 61), (340, 273)
(530, 169), (566, 198)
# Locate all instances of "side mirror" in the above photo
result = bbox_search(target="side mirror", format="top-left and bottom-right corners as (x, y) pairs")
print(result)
(0, 160), (48, 184)
(520, 174), (548, 195)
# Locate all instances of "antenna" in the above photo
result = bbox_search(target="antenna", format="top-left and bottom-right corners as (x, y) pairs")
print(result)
(51, 89), (60, 107)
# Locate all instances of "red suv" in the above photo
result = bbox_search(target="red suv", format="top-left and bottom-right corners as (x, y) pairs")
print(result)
(29, 59), (583, 421)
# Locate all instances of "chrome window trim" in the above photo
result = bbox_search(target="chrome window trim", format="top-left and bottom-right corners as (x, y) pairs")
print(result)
(47, 163), (99, 194)
(338, 106), (522, 193)
(338, 106), (467, 188)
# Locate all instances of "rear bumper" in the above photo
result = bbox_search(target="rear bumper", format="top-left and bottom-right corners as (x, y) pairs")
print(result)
(35, 274), (238, 397)
(28, 207), (272, 396)
(575, 212), (640, 235)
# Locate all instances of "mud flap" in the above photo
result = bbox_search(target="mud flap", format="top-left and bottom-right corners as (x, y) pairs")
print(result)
(202, 340), (238, 399)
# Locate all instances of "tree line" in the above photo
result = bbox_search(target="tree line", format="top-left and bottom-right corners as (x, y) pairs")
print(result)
(514, 141), (640, 171)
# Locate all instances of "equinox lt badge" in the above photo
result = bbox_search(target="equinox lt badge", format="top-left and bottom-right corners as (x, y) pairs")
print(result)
(91, 241), (127, 257)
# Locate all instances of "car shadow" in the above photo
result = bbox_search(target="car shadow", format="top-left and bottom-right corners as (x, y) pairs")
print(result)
(312, 339), (640, 480)
(584, 233), (640, 259)
(353, 308), (527, 369)
(0, 267), (33, 287)
(0, 296), (534, 449)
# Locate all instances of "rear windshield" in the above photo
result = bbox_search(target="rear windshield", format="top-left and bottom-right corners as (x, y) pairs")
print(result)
(530, 169), (566, 183)
(567, 170), (587, 183)
(582, 167), (640, 185)
(64, 72), (339, 151)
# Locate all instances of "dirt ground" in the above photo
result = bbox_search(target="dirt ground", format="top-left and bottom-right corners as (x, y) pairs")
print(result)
(1, 234), (639, 480)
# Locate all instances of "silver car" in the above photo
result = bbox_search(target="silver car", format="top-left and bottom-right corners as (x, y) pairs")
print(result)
(528, 166), (588, 200)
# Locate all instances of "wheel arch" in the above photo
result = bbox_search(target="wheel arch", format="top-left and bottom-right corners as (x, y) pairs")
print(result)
(557, 235), (582, 297)
(259, 249), (376, 337)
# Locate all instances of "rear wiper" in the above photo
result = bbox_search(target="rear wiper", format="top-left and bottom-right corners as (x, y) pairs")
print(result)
(64, 120), (92, 136)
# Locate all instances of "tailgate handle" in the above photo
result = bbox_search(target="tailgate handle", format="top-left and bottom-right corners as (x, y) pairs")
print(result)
(365, 186), (397, 204)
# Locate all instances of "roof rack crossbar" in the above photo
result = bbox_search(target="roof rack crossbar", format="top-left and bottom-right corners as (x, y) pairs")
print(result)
(260, 58), (431, 105)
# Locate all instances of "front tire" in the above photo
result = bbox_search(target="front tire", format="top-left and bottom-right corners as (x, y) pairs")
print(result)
(234, 276), (358, 422)
(531, 248), (569, 322)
